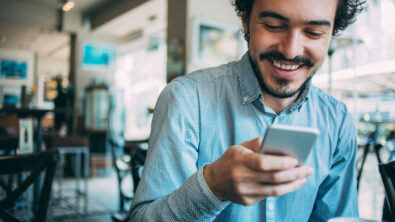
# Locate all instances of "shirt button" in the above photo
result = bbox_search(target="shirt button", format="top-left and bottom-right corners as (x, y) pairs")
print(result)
(268, 203), (274, 211)
(243, 97), (248, 102)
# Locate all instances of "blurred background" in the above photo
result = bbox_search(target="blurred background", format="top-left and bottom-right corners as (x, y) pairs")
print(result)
(0, 0), (394, 221)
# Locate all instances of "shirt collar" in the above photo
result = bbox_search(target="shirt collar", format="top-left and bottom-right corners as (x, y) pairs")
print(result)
(286, 81), (311, 113)
(237, 52), (262, 105)
(237, 51), (311, 113)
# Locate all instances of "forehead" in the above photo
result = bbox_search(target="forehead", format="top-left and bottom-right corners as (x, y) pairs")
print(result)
(252, 0), (338, 24)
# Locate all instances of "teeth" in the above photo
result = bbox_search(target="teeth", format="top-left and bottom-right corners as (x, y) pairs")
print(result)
(273, 60), (300, 71)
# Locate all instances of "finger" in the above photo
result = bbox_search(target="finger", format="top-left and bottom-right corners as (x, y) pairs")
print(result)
(240, 137), (263, 152)
(254, 166), (314, 184)
(264, 178), (308, 196)
(242, 153), (298, 171)
(235, 165), (313, 184)
(239, 178), (308, 197)
(233, 177), (307, 196)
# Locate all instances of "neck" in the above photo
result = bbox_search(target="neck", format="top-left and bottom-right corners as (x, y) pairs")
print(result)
(262, 91), (300, 114)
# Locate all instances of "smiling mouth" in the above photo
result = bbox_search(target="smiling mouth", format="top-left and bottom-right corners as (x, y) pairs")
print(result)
(271, 59), (302, 71)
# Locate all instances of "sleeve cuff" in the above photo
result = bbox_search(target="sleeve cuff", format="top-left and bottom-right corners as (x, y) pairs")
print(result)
(197, 165), (231, 208)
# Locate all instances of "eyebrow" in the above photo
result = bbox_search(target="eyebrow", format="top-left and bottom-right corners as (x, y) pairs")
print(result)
(258, 11), (331, 27)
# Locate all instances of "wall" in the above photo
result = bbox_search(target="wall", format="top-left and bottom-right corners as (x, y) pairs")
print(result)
(187, 0), (240, 25)
(0, 49), (35, 107)
(186, 0), (242, 73)
(36, 56), (69, 76)
(0, 0), (67, 108)
(63, 10), (118, 117)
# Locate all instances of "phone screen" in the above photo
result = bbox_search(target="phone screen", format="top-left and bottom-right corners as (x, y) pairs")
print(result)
(260, 124), (319, 164)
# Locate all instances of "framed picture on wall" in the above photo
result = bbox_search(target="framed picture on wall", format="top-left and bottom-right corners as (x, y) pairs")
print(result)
(37, 75), (56, 109)
(0, 49), (34, 87)
(1, 59), (27, 80)
(81, 42), (116, 71)
(191, 18), (247, 68)
(1, 86), (21, 107)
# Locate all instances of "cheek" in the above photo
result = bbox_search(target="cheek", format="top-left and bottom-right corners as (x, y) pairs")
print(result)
(308, 42), (329, 65)
(249, 31), (278, 53)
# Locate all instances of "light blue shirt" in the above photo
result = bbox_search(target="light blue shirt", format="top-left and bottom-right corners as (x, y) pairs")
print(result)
(130, 53), (359, 222)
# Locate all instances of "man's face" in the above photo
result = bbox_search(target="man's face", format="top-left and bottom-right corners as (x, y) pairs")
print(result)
(243, 0), (337, 98)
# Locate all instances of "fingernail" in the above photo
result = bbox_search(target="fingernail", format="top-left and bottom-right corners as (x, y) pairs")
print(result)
(307, 167), (314, 175)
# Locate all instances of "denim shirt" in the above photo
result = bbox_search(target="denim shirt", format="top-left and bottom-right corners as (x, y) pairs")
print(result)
(130, 53), (359, 222)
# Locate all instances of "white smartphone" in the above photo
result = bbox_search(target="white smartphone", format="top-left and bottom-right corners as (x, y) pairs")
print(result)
(260, 124), (320, 164)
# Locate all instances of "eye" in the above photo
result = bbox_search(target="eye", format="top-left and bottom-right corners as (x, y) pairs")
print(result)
(264, 23), (284, 30)
(305, 30), (326, 39)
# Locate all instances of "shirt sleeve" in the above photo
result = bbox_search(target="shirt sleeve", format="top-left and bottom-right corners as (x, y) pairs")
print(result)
(309, 105), (359, 221)
(129, 77), (230, 222)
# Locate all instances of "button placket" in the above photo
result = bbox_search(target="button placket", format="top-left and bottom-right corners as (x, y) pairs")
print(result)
(272, 115), (279, 124)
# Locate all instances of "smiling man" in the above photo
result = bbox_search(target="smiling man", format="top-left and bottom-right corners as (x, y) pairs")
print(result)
(130, 0), (365, 221)
(246, 0), (338, 112)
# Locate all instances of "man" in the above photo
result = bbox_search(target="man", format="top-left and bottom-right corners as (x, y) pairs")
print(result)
(130, 0), (365, 221)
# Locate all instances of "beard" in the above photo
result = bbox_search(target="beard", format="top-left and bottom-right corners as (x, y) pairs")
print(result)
(249, 52), (317, 99)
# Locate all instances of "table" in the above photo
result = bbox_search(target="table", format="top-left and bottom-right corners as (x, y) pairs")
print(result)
(328, 217), (382, 222)
(0, 108), (51, 153)
(0, 108), (51, 212)
(53, 146), (90, 215)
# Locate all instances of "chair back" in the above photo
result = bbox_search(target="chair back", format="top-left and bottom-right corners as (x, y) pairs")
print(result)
(0, 136), (18, 155)
(125, 140), (148, 193)
(109, 139), (147, 213)
(0, 149), (59, 222)
(379, 160), (395, 222)
(43, 133), (89, 150)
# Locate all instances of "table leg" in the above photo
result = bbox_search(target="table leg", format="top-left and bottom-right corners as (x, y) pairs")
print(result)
(76, 151), (81, 214)
(33, 115), (43, 212)
(84, 150), (89, 214)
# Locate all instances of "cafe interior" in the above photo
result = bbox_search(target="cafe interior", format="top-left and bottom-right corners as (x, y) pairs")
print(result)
(0, 0), (394, 221)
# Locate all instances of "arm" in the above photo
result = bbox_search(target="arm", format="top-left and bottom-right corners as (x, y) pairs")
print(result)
(130, 77), (314, 221)
(129, 78), (229, 222)
(309, 107), (359, 220)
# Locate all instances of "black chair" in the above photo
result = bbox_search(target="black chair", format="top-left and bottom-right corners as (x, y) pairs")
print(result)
(378, 160), (395, 222)
(110, 139), (148, 222)
(0, 136), (18, 155)
(128, 141), (147, 194)
(0, 137), (19, 199)
(357, 132), (383, 191)
(0, 149), (58, 222)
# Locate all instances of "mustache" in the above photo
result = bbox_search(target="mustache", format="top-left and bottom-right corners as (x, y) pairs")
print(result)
(259, 51), (314, 67)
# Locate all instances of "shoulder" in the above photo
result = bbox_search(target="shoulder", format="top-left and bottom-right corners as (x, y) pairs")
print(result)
(310, 86), (348, 116)
(155, 62), (238, 109)
(309, 86), (355, 135)
(309, 86), (356, 143)
(179, 61), (239, 85)
(160, 61), (239, 102)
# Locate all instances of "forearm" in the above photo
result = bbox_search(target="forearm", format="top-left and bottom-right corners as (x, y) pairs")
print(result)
(130, 167), (230, 222)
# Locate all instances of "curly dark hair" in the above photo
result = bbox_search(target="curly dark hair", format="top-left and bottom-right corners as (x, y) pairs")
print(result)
(232, 0), (366, 36)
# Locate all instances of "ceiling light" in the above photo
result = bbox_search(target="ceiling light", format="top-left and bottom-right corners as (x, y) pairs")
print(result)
(62, 0), (74, 12)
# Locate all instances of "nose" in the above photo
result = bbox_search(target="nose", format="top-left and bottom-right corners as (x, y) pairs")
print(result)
(277, 31), (304, 60)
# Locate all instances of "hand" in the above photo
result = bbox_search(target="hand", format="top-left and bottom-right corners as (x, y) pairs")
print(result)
(203, 137), (314, 206)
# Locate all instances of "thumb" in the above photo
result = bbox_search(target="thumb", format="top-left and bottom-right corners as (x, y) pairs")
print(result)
(240, 136), (263, 153)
